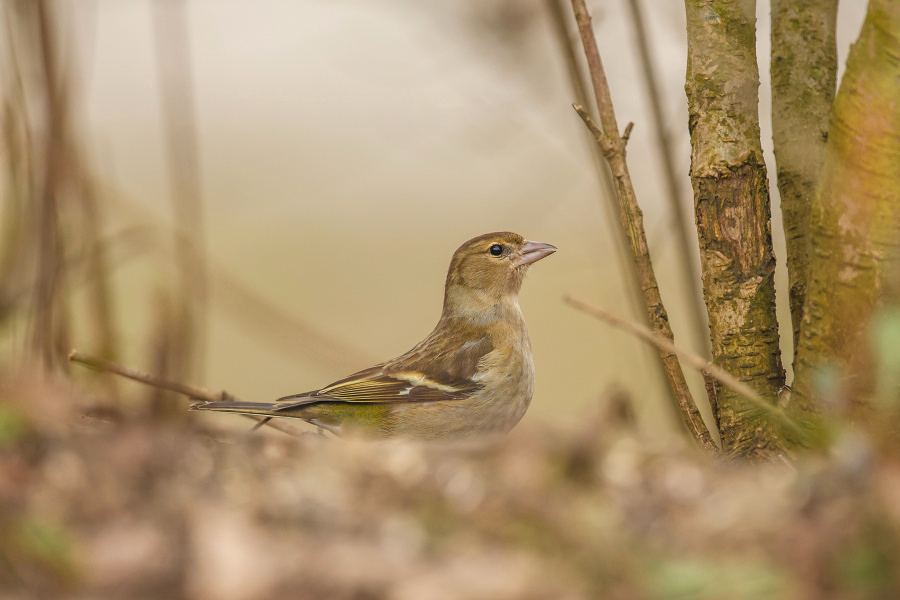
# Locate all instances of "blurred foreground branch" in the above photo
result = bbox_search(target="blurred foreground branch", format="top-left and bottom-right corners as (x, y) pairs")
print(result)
(568, 0), (715, 454)
(30, 0), (70, 369)
(149, 0), (207, 416)
(68, 350), (304, 438)
(623, 0), (707, 350)
(564, 295), (804, 444)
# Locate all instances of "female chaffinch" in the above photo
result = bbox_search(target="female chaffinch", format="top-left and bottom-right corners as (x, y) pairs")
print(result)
(192, 232), (556, 440)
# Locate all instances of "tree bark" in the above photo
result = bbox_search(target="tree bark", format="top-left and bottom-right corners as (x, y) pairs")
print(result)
(771, 0), (838, 360)
(685, 0), (785, 457)
(791, 0), (900, 421)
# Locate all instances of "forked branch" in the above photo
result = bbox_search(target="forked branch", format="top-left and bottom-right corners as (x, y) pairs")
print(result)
(568, 0), (717, 453)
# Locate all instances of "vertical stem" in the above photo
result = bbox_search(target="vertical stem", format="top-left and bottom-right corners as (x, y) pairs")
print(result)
(31, 0), (69, 370)
(570, 0), (717, 453)
(152, 0), (207, 384)
(771, 0), (838, 361)
(685, 0), (786, 457)
(545, 0), (674, 415)
(792, 0), (900, 421)
(624, 0), (708, 355)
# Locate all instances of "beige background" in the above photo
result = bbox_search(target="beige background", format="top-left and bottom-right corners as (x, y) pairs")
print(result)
(64, 0), (866, 433)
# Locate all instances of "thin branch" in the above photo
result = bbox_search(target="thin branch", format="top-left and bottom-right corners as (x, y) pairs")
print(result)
(70, 349), (220, 401)
(68, 350), (305, 438)
(622, 122), (634, 143)
(571, 0), (621, 141)
(564, 296), (805, 439)
(624, 0), (708, 352)
(545, 0), (598, 124)
(573, 104), (613, 154)
(568, 0), (716, 453)
(564, 296), (758, 402)
(544, 0), (651, 357)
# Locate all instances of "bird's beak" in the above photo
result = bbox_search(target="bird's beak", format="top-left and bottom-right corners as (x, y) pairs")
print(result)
(516, 240), (557, 266)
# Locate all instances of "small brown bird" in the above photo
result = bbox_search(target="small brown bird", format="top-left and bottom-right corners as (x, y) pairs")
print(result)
(192, 232), (556, 440)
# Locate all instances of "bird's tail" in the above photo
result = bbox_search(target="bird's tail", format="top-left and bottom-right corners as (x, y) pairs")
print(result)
(190, 401), (283, 418)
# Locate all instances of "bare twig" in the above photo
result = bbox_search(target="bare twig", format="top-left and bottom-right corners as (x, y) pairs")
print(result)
(68, 350), (305, 438)
(572, 105), (612, 154)
(570, 1), (621, 145)
(70, 349), (219, 401)
(564, 296), (804, 438)
(624, 0), (708, 351)
(568, 0), (716, 453)
(151, 0), (207, 388)
(544, 0), (649, 343)
(564, 296), (758, 402)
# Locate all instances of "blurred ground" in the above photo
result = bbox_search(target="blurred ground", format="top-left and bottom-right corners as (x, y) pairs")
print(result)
(4, 366), (900, 599)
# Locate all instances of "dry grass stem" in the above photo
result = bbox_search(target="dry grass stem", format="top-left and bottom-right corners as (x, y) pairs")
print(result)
(68, 350), (305, 438)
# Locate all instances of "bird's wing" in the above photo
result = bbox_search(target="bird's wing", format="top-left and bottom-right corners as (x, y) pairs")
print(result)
(275, 336), (494, 408)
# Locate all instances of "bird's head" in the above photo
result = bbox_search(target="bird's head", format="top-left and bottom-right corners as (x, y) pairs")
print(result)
(443, 232), (556, 316)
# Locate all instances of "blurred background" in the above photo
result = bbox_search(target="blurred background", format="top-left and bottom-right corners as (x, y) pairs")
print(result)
(8, 2), (900, 599)
(0, 0), (867, 431)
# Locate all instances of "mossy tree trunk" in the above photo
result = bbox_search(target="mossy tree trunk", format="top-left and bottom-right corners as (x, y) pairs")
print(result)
(770, 0), (838, 359)
(791, 0), (900, 421)
(685, 0), (786, 457)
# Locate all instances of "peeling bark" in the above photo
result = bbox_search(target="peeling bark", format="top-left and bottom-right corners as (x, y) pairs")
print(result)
(792, 0), (900, 421)
(771, 0), (838, 359)
(685, 0), (785, 457)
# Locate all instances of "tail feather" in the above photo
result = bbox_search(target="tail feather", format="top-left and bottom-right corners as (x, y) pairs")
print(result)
(190, 401), (283, 418)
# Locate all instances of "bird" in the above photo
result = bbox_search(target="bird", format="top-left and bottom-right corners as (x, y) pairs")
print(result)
(191, 232), (556, 440)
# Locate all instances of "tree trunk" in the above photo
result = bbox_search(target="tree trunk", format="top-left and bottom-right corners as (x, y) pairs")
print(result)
(685, 0), (785, 457)
(771, 0), (838, 360)
(791, 0), (900, 421)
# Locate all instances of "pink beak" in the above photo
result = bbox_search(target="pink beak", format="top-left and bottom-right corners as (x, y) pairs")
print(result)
(517, 240), (557, 266)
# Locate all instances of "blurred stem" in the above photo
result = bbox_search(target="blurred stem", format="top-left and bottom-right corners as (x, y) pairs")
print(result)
(791, 0), (900, 421)
(151, 0), (207, 413)
(568, 0), (717, 454)
(31, 0), (69, 370)
(0, 14), (32, 326)
(545, 0), (675, 423)
(78, 177), (119, 369)
(771, 0), (838, 361)
(545, 0), (643, 325)
(624, 0), (708, 355)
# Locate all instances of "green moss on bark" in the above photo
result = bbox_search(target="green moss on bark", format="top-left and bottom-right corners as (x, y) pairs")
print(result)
(771, 0), (838, 360)
(792, 0), (900, 421)
(686, 0), (786, 457)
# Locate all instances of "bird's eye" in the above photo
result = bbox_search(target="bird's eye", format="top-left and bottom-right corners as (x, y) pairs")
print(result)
(489, 244), (503, 256)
